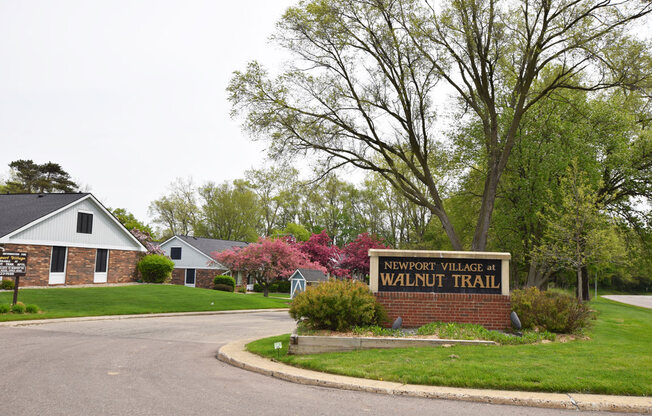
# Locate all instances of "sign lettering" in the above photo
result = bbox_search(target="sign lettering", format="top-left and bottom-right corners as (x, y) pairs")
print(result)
(378, 256), (501, 294)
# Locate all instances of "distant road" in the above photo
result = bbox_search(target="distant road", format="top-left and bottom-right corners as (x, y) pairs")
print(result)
(603, 295), (652, 309)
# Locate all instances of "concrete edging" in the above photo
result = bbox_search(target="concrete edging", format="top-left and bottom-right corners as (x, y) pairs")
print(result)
(218, 338), (652, 414)
(288, 333), (495, 354)
(0, 308), (289, 327)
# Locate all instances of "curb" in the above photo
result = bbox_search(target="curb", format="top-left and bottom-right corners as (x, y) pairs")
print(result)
(0, 308), (289, 327)
(218, 339), (652, 414)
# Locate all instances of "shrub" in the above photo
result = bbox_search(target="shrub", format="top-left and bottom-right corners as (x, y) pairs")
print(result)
(213, 275), (236, 290)
(511, 287), (593, 333)
(214, 283), (235, 292)
(137, 254), (174, 283)
(25, 304), (40, 314)
(11, 302), (25, 314)
(275, 280), (290, 293)
(1, 279), (15, 290)
(253, 283), (263, 292)
(237, 286), (247, 294)
(289, 279), (387, 331)
(0, 304), (10, 314)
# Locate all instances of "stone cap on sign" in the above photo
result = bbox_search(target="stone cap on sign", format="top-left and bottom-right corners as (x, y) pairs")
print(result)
(368, 249), (511, 260)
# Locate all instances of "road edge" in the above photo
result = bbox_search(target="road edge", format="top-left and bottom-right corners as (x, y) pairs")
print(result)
(217, 339), (651, 414)
(0, 308), (289, 327)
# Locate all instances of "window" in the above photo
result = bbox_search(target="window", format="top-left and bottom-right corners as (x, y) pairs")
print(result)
(170, 247), (182, 260)
(77, 212), (93, 234)
(96, 249), (108, 273)
(51, 246), (67, 273)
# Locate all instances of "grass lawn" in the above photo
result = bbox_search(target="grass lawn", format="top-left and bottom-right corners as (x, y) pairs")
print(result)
(0, 284), (289, 322)
(247, 297), (651, 396)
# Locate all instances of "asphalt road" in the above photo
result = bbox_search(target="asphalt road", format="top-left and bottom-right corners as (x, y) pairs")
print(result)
(0, 312), (628, 416)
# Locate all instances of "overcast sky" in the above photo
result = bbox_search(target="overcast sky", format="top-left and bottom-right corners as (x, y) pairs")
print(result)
(0, 0), (297, 222)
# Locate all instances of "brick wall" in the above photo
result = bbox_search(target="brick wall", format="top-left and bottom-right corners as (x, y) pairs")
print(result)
(107, 250), (141, 283)
(170, 268), (227, 289)
(375, 292), (511, 330)
(65, 247), (96, 284)
(2, 244), (141, 286)
(3, 244), (51, 286)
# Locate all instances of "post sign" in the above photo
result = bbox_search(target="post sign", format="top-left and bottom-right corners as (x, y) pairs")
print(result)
(377, 256), (502, 294)
(0, 251), (28, 277)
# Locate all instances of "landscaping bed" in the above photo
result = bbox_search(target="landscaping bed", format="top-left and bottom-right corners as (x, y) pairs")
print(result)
(0, 284), (290, 321)
(247, 298), (652, 396)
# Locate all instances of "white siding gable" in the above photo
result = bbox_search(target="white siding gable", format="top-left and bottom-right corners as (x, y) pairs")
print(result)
(159, 237), (223, 269)
(5, 196), (144, 251)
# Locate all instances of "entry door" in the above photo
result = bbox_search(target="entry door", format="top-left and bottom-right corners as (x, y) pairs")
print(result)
(94, 249), (109, 283)
(185, 269), (196, 287)
(291, 279), (306, 299)
(49, 246), (67, 284)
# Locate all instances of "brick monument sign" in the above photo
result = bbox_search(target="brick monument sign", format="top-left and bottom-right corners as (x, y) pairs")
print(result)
(369, 249), (511, 330)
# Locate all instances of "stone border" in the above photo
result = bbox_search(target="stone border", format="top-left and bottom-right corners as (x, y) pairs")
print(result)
(289, 333), (495, 354)
(218, 338), (652, 414)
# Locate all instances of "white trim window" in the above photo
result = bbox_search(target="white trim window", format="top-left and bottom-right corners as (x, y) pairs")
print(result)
(76, 211), (93, 234)
(170, 247), (182, 260)
(49, 246), (68, 284)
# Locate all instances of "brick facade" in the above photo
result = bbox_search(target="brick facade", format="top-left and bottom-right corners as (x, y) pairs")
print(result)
(3, 244), (51, 286)
(170, 268), (227, 289)
(107, 250), (141, 283)
(375, 292), (511, 330)
(2, 243), (141, 286)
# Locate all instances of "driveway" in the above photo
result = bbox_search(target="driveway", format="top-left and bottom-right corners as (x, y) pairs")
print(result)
(0, 311), (626, 415)
(602, 295), (652, 309)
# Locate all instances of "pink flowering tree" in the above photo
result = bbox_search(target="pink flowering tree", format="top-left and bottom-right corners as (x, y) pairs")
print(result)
(130, 228), (165, 255)
(213, 237), (326, 297)
(340, 233), (389, 280)
(298, 230), (342, 277)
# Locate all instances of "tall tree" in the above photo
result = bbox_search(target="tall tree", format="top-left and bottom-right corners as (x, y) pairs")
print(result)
(149, 178), (199, 239)
(195, 180), (261, 242)
(4, 160), (78, 193)
(228, 0), (651, 251)
(245, 165), (301, 236)
(110, 208), (153, 235)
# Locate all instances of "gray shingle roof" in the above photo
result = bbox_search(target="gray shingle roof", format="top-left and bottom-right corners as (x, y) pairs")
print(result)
(176, 235), (248, 258)
(294, 268), (328, 282)
(0, 193), (89, 238)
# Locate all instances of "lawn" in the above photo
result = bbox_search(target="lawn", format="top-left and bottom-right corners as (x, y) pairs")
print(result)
(0, 284), (289, 321)
(247, 297), (652, 396)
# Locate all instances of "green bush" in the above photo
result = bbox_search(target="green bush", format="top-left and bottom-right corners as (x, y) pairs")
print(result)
(25, 304), (40, 314)
(137, 254), (174, 283)
(290, 279), (387, 331)
(214, 283), (234, 292)
(1, 279), (15, 290)
(11, 302), (25, 314)
(267, 280), (290, 293)
(213, 275), (236, 290)
(236, 286), (247, 294)
(0, 304), (10, 314)
(511, 287), (593, 333)
(253, 283), (263, 292)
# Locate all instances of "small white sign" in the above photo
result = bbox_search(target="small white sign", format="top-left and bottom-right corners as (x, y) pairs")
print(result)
(273, 342), (282, 350)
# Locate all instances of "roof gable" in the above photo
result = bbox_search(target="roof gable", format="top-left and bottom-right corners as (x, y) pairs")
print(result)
(0, 193), (87, 237)
(294, 268), (328, 282)
(0, 193), (146, 251)
(175, 235), (248, 257)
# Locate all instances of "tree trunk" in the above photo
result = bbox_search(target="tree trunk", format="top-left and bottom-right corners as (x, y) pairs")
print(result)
(526, 261), (550, 289)
(581, 265), (590, 301)
(471, 169), (500, 251)
(576, 266), (584, 301)
(263, 281), (269, 297)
